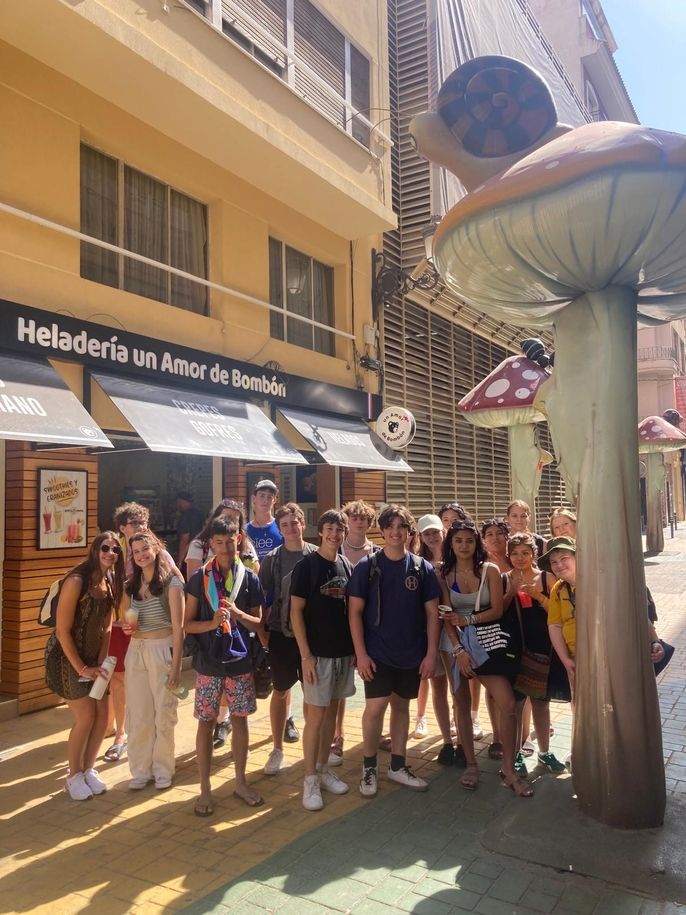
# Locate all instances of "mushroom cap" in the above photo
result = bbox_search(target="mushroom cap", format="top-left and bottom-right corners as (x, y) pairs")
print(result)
(457, 355), (548, 427)
(638, 415), (686, 453)
(433, 121), (686, 327)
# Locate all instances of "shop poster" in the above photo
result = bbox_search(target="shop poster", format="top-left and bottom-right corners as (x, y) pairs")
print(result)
(38, 469), (87, 549)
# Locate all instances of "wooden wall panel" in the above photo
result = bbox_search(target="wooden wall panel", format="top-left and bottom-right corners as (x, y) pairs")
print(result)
(341, 469), (386, 507)
(1, 441), (99, 714)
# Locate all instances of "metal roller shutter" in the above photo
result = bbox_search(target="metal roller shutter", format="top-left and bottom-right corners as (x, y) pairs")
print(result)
(222, 0), (287, 66)
(293, 0), (346, 127)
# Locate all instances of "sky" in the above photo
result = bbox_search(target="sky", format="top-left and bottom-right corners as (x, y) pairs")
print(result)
(599, 0), (686, 134)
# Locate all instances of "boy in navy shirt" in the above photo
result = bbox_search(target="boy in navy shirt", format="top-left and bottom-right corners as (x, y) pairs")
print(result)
(348, 505), (441, 798)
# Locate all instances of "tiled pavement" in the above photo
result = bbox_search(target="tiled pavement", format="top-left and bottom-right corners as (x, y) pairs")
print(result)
(1, 530), (685, 914)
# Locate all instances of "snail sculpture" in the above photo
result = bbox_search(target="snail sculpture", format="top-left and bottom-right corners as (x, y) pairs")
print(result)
(411, 55), (572, 190)
(411, 55), (686, 829)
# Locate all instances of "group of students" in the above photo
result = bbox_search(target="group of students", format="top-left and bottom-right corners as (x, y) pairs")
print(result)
(44, 480), (662, 814)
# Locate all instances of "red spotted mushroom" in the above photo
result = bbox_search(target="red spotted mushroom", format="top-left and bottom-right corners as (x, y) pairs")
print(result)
(457, 355), (553, 523)
(638, 416), (686, 554)
(411, 55), (686, 828)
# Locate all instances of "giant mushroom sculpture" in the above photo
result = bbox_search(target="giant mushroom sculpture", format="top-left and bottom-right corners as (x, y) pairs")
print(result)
(411, 56), (686, 828)
(457, 354), (553, 524)
(638, 415), (686, 554)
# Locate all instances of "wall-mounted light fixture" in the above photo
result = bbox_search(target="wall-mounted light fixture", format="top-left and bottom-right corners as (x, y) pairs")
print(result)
(371, 216), (442, 318)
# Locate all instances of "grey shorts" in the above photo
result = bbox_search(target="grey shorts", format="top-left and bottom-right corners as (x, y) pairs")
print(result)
(302, 655), (356, 707)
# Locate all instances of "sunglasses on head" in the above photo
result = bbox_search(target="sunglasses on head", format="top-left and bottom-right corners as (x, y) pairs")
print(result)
(451, 520), (476, 532)
(100, 544), (122, 554)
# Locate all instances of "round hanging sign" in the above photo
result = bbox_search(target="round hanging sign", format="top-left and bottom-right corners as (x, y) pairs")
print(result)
(375, 406), (416, 449)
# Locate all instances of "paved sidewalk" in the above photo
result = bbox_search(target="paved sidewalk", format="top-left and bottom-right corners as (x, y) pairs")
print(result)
(0, 529), (685, 914)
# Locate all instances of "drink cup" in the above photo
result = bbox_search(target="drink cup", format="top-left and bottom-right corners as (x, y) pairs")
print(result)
(518, 591), (533, 608)
(124, 607), (139, 632)
(89, 656), (116, 700)
(43, 512), (52, 533)
(438, 604), (452, 618)
(162, 675), (189, 700)
(54, 510), (62, 530)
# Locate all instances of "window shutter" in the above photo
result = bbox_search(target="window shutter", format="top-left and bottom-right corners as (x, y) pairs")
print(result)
(222, 0), (287, 67)
(293, 0), (346, 127)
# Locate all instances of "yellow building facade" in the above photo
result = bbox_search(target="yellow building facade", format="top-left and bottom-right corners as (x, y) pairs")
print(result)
(0, 0), (397, 713)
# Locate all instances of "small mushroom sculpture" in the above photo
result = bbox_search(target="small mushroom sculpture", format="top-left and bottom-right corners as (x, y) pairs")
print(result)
(457, 354), (553, 526)
(638, 416), (686, 554)
(410, 54), (686, 828)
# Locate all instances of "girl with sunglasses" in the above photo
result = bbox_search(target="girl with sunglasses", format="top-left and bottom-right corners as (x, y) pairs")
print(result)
(45, 531), (125, 800)
(439, 521), (531, 796)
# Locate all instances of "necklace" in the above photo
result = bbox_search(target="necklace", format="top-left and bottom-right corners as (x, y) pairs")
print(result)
(344, 537), (369, 551)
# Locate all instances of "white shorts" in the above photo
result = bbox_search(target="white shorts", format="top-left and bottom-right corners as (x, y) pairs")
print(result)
(302, 655), (356, 707)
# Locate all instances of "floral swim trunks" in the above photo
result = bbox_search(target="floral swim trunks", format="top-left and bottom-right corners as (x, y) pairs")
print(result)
(194, 671), (257, 721)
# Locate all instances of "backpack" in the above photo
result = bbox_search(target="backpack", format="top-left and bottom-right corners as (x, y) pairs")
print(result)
(367, 551), (426, 626)
(38, 575), (88, 627)
(270, 543), (318, 637)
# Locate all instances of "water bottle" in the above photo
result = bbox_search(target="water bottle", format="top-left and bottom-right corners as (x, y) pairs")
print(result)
(89, 655), (117, 700)
(162, 675), (189, 700)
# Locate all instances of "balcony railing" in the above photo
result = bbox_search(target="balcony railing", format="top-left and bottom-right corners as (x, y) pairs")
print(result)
(638, 346), (677, 362)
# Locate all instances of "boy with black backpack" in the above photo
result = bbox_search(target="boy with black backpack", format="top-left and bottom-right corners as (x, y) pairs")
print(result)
(258, 503), (316, 775)
(348, 504), (441, 798)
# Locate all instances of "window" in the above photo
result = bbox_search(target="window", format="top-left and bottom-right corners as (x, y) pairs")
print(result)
(80, 145), (208, 314)
(269, 238), (335, 355)
(191, 0), (372, 146)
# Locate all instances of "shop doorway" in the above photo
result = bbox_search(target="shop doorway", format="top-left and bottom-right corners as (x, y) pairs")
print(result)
(98, 443), (213, 560)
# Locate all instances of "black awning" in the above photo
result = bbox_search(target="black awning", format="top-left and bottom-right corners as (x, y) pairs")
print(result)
(93, 373), (307, 463)
(279, 406), (412, 472)
(0, 355), (111, 447)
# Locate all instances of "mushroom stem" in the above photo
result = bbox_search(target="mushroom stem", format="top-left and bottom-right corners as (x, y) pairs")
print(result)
(508, 423), (543, 530)
(544, 287), (665, 828)
(645, 451), (666, 554)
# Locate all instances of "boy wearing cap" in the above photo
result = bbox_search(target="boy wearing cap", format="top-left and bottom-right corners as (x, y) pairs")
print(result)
(541, 537), (577, 695)
(247, 479), (284, 562)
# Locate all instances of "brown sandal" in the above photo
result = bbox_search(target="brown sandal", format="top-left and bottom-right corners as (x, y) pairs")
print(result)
(488, 741), (504, 759)
(505, 776), (534, 798)
(460, 765), (479, 791)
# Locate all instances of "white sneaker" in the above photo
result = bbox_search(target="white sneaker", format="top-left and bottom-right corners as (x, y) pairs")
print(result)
(471, 715), (484, 740)
(317, 765), (349, 795)
(413, 716), (428, 738)
(359, 765), (378, 798)
(154, 776), (173, 790)
(128, 776), (152, 790)
(327, 750), (343, 767)
(83, 768), (107, 795)
(264, 748), (284, 775)
(302, 774), (323, 811)
(387, 765), (429, 792)
(65, 772), (93, 801)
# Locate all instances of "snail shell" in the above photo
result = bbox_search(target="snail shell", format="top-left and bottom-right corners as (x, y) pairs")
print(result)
(437, 56), (558, 158)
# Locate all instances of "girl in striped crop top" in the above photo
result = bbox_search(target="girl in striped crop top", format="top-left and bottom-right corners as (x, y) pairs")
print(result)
(122, 531), (184, 790)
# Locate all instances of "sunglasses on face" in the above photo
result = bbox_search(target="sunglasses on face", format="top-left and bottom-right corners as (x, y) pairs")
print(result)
(100, 544), (122, 554)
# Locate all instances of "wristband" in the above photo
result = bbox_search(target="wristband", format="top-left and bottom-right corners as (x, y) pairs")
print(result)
(451, 645), (465, 657)
(79, 663), (88, 675)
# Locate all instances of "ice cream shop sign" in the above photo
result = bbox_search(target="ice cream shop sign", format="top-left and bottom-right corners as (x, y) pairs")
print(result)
(38, 469), (87, 550)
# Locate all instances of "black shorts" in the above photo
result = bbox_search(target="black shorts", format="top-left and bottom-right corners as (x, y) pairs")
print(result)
(268, 629), (301, 692)
(364, 661), (421, 700)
